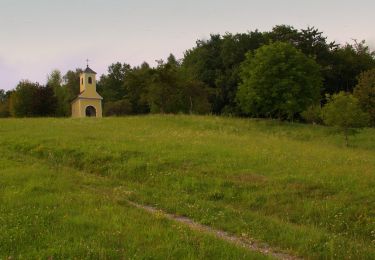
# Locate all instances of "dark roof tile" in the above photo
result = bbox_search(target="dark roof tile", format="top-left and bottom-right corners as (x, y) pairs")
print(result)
(84, 66), (97, 74)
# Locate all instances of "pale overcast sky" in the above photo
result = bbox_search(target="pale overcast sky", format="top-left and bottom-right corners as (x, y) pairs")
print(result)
(1, 0), (374, 90)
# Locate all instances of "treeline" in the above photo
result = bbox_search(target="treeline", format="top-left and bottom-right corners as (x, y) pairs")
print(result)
(0, 69), (82, 117)
(0, 25), (374, 126)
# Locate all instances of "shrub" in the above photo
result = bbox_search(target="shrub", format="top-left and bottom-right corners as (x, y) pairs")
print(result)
(354, 69), (375, 126)
(302, 105), (322, 124)
(104, 99), (132, 116)
(322, 92), (369, 146)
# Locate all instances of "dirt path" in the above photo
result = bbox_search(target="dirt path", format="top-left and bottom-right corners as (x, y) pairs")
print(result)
(127, 201), (301, 260)
(3, 148), (301, 259)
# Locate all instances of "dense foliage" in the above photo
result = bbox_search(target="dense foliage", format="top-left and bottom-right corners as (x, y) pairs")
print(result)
(9, 81), (56, 117)
(1, 25), (374, 122)
(237, 42), (322, 120)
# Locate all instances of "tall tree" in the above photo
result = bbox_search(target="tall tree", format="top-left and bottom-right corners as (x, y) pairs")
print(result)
(97, 63), (130, 102)
(147, 54), (211, 114)
(147, 55), (181, 113)
(48, 70), (63, 89)
(183, 32), (267, 114)
(178, 78), (211, 114)
(123, 62), (153, 114)
(327, 41), (375, 94)
(237, 42), (322, 120)
(266, 25), (339, 96)
(48, 70), (70, 117)
(265, 25), (300, 45)
(36, 84), (57, 116)
(63, 69), (82, 98)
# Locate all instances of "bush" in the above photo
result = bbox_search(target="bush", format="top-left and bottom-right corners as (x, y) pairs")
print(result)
(322, 92), (369, 146)
(104, 99), (132, 116)
(302, 105), (322, 124)
(0, 103), (10, 117)
(354, 69), (375, 126)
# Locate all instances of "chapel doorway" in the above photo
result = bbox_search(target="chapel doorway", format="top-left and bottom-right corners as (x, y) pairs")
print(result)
(85, 106), (96, 117)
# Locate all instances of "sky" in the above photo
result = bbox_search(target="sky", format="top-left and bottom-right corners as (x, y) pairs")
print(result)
(1, 0), (375, 90)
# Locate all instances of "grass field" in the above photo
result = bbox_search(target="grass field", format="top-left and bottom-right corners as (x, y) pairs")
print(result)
(0, 115), (374, 259)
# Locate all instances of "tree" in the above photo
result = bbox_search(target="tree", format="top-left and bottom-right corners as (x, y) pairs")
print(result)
(9, 81), (40, 117)
(97, 63), (130, 102)
(147, 54), (211, 114)
(237, 42), (322, 120)
(182, 26), (374, 115)
(51, 69), (83, 117)
(298, 26), (338, 59)
(354, 68), (375, 125)
(123, 62), (153, 114)
(63, 69), (82, 98)
(48, 70), (70, 117)
(327, 41), (375, 94)
(322, 92), (369, 146)
(36, 84), (57, 116)
(179, 78), (211, 114)
(183, 32), (267, 114)
(265, 25), (300, 45)
(147, 55), (181, 113)
(266, 25), (338, 96)
(0, 89), (11, 117)
(47, 70), (63, 89)
(9, 81), (56, 117)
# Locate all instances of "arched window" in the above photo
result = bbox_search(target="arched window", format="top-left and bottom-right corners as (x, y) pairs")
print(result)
(88, 77), (92, 84)
(81, 78), (83, 85)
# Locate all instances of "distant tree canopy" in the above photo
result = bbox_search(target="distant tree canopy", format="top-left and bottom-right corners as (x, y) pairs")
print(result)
(182, 31), (267, 114)
(182, 25), (375, 114)
(98, 55), (211, 116)
(327, 41), (375, 94)
(1, 24), (375, 123)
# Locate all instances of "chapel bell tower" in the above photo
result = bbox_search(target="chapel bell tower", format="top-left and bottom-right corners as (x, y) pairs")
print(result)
(71, 62), (103, 118)
(80, 66), (97, 94)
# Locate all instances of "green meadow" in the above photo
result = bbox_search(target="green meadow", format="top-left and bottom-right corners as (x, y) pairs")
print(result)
(0, 115), (374, 259)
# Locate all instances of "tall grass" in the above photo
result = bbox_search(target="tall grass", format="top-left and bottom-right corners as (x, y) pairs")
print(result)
(0, 115), (374, 259)
(0, 151), (267, 259)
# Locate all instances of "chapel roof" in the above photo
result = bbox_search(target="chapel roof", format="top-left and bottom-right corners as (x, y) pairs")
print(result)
(84, 66), (97, 74)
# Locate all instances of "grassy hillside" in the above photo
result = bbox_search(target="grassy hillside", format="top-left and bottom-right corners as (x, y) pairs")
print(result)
(0, 115), (374, 259)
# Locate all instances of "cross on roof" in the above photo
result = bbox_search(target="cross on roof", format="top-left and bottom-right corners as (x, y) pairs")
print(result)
(86, 59), (90, 67)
